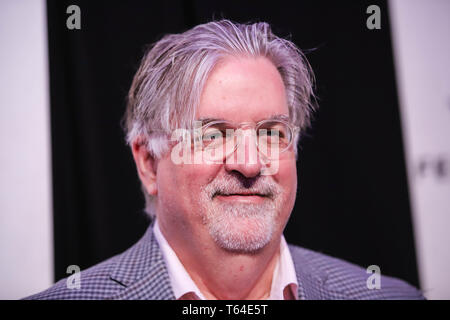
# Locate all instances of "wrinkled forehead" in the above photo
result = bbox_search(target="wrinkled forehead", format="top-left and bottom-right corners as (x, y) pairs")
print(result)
(195, 56), (289, 124)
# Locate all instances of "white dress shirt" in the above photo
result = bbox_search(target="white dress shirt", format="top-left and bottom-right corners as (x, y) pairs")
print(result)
(153, 219), (298, 300)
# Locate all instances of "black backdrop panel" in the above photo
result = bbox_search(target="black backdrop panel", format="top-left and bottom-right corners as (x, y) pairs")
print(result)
(47, 0), (420, 287)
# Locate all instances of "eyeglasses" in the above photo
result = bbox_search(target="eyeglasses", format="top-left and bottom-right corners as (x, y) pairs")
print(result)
(189, 118), (299, 162)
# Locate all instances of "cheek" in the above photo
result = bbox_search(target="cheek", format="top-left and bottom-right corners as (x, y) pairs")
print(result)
(276, 158), (298, 206)
(157, 160), (221, 208)
(183, 164), (223, 197)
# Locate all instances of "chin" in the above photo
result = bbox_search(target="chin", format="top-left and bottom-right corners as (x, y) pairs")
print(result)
(207, 213), (277, 253)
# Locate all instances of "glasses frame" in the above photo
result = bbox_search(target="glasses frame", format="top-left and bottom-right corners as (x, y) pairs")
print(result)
(192, 118), (300, 160)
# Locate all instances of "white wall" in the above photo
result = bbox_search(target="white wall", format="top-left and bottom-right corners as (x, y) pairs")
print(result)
(389, 0), (450, 299)
(0, 0), (53, 299)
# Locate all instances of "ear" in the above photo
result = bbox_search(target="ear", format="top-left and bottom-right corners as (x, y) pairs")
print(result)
(131, 139), (158, 196)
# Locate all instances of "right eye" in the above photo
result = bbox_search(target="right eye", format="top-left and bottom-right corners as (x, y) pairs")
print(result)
(203, 129), (221, 139)
(202, 128), (224, 147)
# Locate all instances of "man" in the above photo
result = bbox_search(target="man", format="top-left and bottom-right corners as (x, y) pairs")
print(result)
(27, 20), (424, 300)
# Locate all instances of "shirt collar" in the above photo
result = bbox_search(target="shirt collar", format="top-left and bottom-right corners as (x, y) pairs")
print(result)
(153, 219), (298, 300)
(268, 236), (299, 300)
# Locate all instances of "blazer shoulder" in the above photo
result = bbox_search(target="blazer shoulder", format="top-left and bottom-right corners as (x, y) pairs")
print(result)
(23, 253), (124, 300)
(24, 225), (167, 300)
(288, 244), (425, 300)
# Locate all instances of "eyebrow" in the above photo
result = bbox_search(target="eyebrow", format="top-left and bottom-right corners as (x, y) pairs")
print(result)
(196, 114), (290, 124)
(267, 114), (290, 121)
(195, 117), (225, 125)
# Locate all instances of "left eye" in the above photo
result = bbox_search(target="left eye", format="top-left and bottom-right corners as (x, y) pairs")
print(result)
(204, 133), (219, 140)
(260, 129), (283, 138)
(203, 130), (222, 139)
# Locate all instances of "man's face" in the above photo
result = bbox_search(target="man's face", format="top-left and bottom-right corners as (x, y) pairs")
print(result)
(155, 56), (298, 253)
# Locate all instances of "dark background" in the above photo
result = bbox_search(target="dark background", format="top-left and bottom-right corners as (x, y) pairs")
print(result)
(47, 0), (420, 288)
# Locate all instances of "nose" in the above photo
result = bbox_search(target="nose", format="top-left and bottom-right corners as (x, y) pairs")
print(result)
(224, 129), (263, 178)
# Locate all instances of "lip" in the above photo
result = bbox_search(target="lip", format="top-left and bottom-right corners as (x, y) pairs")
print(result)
(215, 194), (267, 204)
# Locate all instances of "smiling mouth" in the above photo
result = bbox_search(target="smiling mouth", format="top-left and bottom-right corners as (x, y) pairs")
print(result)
(213, 192), (269, 203)
(213, 190), (268, 197)
(223, 192), (266, 196)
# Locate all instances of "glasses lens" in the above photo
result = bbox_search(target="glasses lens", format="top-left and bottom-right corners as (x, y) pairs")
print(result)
(201, 123), (235, 162)
(257, 121), (292, 157)
(202, 126), (224, 149)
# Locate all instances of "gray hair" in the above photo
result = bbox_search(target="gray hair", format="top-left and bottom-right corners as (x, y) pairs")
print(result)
(123, 19), (317, 217)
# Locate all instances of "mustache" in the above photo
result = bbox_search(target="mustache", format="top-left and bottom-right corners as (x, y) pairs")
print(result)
(205, 174), (281, 200)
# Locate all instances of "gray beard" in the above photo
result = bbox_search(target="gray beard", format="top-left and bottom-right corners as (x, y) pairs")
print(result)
(199, 175), (283, 253)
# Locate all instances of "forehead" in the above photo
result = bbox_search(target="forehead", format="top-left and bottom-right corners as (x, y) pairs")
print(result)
(196, 56), (289, 123)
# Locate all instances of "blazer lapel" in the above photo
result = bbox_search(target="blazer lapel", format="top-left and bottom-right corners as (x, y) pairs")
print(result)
(109, 224), (175, 300)
(289, 245), (348, 300)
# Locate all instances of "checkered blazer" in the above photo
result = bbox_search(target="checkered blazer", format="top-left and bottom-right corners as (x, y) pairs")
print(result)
(25, 225), (425, 300)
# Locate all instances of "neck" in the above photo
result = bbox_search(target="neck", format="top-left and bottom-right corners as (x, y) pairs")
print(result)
(191, 242), (281, 300)
(159, 220), (281, 300)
